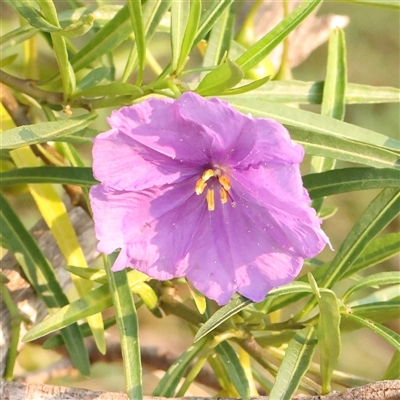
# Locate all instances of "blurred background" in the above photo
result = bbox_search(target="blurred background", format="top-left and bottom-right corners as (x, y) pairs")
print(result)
(1, 0), (399, 396)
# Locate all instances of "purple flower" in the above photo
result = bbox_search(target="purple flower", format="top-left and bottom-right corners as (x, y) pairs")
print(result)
(89, 92), (330, 305)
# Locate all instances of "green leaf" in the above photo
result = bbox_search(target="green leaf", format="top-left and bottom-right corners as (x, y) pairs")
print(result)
(0, 193), (90, 376)
(0, 54), (18, 68)
(23, 283), (113, 342)
(317, 290), (341, 394)
(321, 28), (347, 120)
(74, 67), (111, 93)
(215, 341), (250, 400)
(152, 337), (209, 397)
(194, 0), (234, 45)
(343, 232), (400, 279)
(269, 326), (318, 400)
(221, 75), (271, 96)
(303, 168), (400, 199)
(345, 0), (400, 9)
(70, 5), (131, 73)
(226, 80), (400, 104)
(195, 296), (252, 342)
(322, 188), (400, 289)
(77, 83), (143, 98)
(105, 256), (142, 399)
(202, 7), (234, 72)
(171, 1), (190, 71)
(0, 113), (97, 150)
(38, 0), (76, 95)
(0, 166), (97, 186)
(383, 351), (400, 380)
(341, 313), (400, 351)
(342, 272), (400, 302)
(196, 59), (244, 96)
(195, 282), (313, 342)
(23, 267), (150, 342)
(121, 0), (172, 83)
(13, 0), (94, 37)
(235, 0), (322, 72)
(224, 98), (400, 153)
(176, 0), (201, 74)
(350, 300), (400, 324)
(127, 0), (145, 85)
(289, 126), (400, 169)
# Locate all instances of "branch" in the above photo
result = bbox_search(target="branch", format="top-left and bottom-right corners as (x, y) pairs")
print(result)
(1, 379), (400, 400)
(0, 70), (64, 105)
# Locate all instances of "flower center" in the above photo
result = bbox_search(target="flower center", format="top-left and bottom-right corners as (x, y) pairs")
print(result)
(195, 168), (232, 211)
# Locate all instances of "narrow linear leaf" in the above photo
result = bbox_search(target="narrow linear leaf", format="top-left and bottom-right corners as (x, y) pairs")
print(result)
(225, 80), (400, 105)
(195, 282), (312, 342)
(127, 0), (145, 85)
(349, 301), (400, 324)
(202, 7), (234, 73)
(224, 98), (400, 153)
(269, 326), (318, 400)
(0, 193), (90, 375)
(171, 1), (190, 71)
(321, 28), (347, 120)
(194, 0), (234, 45)
(0, 113), (96, 150)
(152, 337), (209, 397)
(74, 67), (111, 94)
(176, 0), (201, 74)
(346, 0), (400, 9)
(196, 59), (244, 96)
(343, 232), (400, 279)
(303, 168), (400, 199)
(22, 284), (112, 343)
(70, 5), (131, 73)
(195, 296), (252, 342)
(77, 83), (143, 98)
(317, 290), (341, 394)
(322, 188), (400, 288)
(342, 272), (400, 302)
(0, 166), (97, 186)
(310, 27), (347, 210)
(341, 313), (400, 351)
(11, 147), (105, 353)
(38, 0), (76, 95)
(105, 256), (142, 399)
(23, 268), (150, 341)
(383, 351), (400, 380)
(290, 127), (400, 169)
(215, 341), (250, 400)
(235, 0), (322, 72)
(221, 75), (271, 96)
(121, 0), (172, 83)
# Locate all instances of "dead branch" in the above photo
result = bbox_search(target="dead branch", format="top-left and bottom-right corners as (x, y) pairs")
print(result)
(1, 379), (400, 400)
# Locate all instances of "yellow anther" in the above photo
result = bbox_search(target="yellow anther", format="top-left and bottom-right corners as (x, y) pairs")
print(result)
(218, 175), (231, 191)
(220, 188), (229, 204)
(206, 189), (215, 211)
(195, 178), (207, 195)
(202, 169), (215, 181)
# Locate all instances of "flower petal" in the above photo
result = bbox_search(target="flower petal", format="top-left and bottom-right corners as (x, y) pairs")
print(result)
(108, 97), (214, 165)
(90, 178), (206, 278)
(186, 195), (303, 305)
(92, 130), (200, 191)
(231, 164), (330, 258)
(177, 92), (255, 163)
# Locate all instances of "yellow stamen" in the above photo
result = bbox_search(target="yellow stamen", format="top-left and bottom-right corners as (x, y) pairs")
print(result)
(195, 178), (207, 195)
(219, 175), (231, 191)
(206, 189), (215, 211)
(220, 188), (229, 204)
(202, 169), (215, 181)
